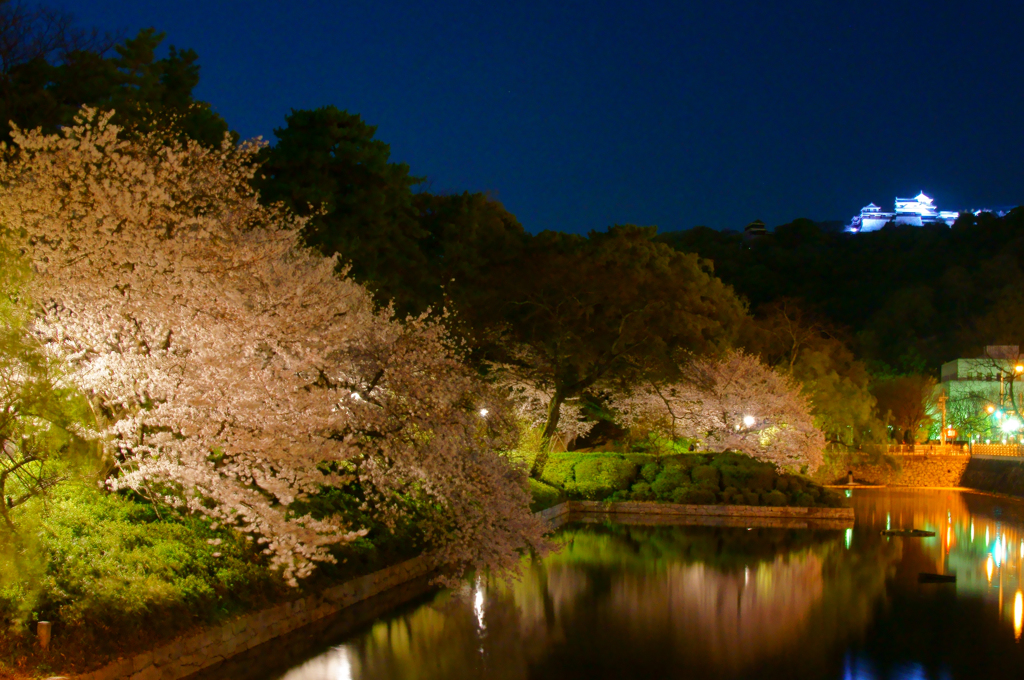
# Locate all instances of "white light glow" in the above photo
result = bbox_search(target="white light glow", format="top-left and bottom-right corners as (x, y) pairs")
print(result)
(479, 408), (489, 417)
(350, 392), (361, 401)
(474, 580), (486, 631)
(742, 415), (756, 427)
(1001, 417), (1022, 433)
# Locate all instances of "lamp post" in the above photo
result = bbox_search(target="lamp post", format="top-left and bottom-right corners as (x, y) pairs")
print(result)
(938, 393), (947, 446)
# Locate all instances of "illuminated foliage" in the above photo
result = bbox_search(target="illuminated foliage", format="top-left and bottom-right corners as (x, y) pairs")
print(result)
(0, 109), (544, 583)
(614, 351), (825, 472)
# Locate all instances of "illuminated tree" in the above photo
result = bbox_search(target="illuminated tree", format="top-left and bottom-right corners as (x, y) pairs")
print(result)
(614, 351), (824, 472)
(0, 109), (544, 583)
(0, 246), (93, 531)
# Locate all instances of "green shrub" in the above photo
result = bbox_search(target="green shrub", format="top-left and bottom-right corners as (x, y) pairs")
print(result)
(630, 482), (655, 501)
(747, 468), (776, 492)
(529, 478), (564, 512)
(682, 487), (718, 505)
(717, 464), (753, 490)
(539, 454), (578, 489)
(794, 492), (815, 507)
(640, 462), (661, 483)
(668, 485), (691, 504)
(691, 465), (720, 488)
(572, 458), (638, 500)
(763, 490), (788, 506)
(533, 450), (841, 509)
(651, 466), (690, 500)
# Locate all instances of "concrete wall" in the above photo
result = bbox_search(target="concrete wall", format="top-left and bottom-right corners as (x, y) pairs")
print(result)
(961, 456), (1024, 499)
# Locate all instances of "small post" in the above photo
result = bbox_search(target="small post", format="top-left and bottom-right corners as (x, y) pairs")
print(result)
(847, 471), (853, 486)
(37, 621), (51, 650)
(938, 393), (947, 447)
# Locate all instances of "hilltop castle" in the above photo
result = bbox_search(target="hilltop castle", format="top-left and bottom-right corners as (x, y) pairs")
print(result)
(847, 192), (959, 232)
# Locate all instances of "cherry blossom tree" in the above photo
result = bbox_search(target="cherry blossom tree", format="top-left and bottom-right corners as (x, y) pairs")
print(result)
(0, 109), (545, 583)
(614, 351), (824, 472)
(489, 359), (596, 453)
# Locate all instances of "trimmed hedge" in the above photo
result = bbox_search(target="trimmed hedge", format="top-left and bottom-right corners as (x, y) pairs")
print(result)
(536, 451), (843, 508)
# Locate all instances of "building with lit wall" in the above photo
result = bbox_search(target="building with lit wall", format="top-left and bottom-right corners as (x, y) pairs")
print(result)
(847, 192), (960, 232)
(938, 345), (1024, 443)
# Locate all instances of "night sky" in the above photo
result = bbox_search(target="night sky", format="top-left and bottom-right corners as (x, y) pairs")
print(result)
(51, 0), (1024, 234)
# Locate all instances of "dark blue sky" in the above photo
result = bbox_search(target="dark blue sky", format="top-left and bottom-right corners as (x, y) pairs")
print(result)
(52, 0), (1024, 234)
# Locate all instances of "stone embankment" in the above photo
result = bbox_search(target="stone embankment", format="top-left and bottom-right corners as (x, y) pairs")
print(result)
(836, 455), (971, 488)
(961, 456), (1024, 498)
(61, 499), (854, 680)
(69, 555), (437, 680)
(539, 499), (853, 529)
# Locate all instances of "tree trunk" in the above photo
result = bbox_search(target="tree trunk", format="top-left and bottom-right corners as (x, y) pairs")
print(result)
(531, 388), (566, 479)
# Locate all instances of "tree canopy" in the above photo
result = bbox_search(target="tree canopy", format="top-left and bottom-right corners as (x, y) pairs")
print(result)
(471, 225), (747, 475)
(0, 7), (230, 147)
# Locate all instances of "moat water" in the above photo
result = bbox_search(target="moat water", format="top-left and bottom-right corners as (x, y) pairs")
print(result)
(246, 489), (1024, 679)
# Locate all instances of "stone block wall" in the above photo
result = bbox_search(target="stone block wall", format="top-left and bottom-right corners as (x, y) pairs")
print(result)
(961, 456), (1024, 498)
(823, 454), (970, 488)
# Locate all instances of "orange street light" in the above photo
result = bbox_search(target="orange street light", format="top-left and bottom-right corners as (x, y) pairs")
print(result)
(1016, 364), (1023, 374)
(987, 405), (996, 414)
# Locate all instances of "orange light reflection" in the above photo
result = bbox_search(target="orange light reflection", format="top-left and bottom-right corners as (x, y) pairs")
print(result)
(1016, 591), (1023, 641)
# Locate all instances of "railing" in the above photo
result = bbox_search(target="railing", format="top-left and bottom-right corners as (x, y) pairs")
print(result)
(887, 444), (970, 456)
(885, 443), (1024, 457)
(969, 443), (1024, 457)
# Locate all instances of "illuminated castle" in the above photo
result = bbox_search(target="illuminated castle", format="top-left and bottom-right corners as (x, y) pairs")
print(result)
(847, 192), (960, 232)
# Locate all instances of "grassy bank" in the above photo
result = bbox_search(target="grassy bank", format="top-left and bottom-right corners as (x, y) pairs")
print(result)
(0, 484), (424, 678)
(528, 451), (844, 510)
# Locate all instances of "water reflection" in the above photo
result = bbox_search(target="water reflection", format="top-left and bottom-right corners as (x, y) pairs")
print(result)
(273, 490), (1024, 679)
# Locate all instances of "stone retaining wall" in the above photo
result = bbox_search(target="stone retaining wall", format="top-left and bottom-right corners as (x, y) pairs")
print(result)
(537, 499), (853, 530)
(562, 499), (853, 519)
(822, 454), (970, 488)
(961, 456), (1024, 499)
(70, 555), (436, 680)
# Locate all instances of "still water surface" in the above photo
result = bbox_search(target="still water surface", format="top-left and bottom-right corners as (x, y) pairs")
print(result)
(268, 490), (1024, 679)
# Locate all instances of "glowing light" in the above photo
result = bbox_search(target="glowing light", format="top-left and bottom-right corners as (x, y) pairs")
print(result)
(845, 489), (852, 498)
(1001, 417), (1022, 433)
(845, 528), (853, 550)
(350, 392), (361, 401)
(1016, 365), (1024, 374)
(474, 581), (486, 631)
(971, 520), (975, 542)
(987, 405), (996, 414)
(1016, 591), (1023, 642)
(742, 415), (756, 427)
(479, 408), (489, 417)
(886, 513), (891, 531)
(987, 555), (994, 582)
(1020, 540), (1023, 559)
